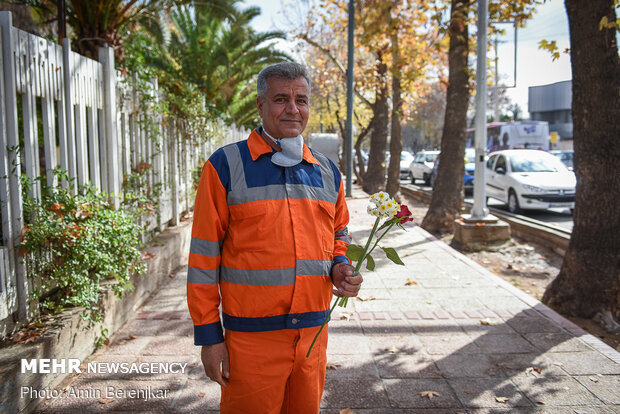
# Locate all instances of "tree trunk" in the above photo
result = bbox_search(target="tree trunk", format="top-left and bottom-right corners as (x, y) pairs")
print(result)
(363, 55), (389, 194)
(386, 32), (403, 198)
(542, 0), (620, 328)
(421, 0), (470, 233)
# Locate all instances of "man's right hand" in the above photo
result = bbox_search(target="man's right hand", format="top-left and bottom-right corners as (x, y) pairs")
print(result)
(201, 342), (230, 387)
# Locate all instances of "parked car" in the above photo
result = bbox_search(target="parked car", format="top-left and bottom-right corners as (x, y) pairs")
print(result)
(400, 151), (414, 179)
(485, 149), (576, 213)
(550, 150), (574, 170)
(429, 148), (475, 193)
(408, 150), (440, 185)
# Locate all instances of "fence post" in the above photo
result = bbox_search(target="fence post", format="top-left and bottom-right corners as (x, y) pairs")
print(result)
(169, 120), (179, 226)
(62, 38), (77, 193)
(98, 46), (120, 209)
(0, 11), (29, 321)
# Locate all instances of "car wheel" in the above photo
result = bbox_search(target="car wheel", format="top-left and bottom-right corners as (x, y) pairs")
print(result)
(423, 173), (430, 186)
(409, 172), (415, 183)
(508, 189), (521, 214)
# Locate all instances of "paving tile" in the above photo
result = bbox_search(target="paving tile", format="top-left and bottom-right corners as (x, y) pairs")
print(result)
(574, 375), (620, 405)
(489, 353), (569, 377)
(324, 354), (379, 379)
(328, 317), (364, 334)
(321, 379), (390, 409)
(524, 332), (594, 353)
(506, 316), (566, 334)
(543, 352), (620, 375)
(374, 352), (442, 379)
(456, 319), (519, 337)
(142, 336), (197, 357)
(448, 378), (533, 408)
(366, 334), (424, 354)
(168, 378), (221, 412)
(474, 334), (538, 354)
(512, 375), (605, 406)
(418, 334), (481, 355)
(327, 333), (372, 355)
(360, 319), (414, 336)
(409, 319), (466, 336)
(104, 335), (151, 356)
(433, 354), (500, 378)
(383, 378), (463, 408)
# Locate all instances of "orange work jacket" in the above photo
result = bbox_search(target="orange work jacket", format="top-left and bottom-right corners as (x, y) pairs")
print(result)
(187, 128), (351, 345)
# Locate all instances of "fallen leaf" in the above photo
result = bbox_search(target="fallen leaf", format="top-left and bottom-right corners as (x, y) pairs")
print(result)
(405, 278), (418, 286)
(128, 335), (137, 340)
(480, 319), (496, 326)
(588, 376), (599, 383)
(339, 312), (352, 321)
(525, 367), (540, 377)
(169, 272), (176, 279)
(386, 346), (398, 353)
(141, 251), (155, 260)
(339, 409), (355, 414)
(475, 222), (485, 227)
(326, 362), (341, 370)
(11, 330), (41, 344)
(495, 396), (509, 403)
(98, 397), (115, 404)
(198, 392), (205, 397)
(419, 391), (440, 399)
(536, 401), (545, 405)
(356, 295), (376, 302)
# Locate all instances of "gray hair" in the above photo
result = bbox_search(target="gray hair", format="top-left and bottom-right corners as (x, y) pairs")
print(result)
(257, 62), (311, 100)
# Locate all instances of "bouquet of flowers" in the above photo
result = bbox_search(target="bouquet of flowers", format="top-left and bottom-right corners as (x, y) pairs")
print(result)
(307, 192), (414, 357)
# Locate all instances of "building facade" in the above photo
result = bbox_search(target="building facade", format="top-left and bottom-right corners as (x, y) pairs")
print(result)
(528, 80), (573, 150)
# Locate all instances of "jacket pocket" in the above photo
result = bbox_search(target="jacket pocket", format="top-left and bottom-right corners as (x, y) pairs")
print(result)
(318, 200), (335, 255)
(228, 201), (269, 251)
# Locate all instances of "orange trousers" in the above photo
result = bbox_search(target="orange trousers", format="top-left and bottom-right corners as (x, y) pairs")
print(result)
(220, 325), (328, 414)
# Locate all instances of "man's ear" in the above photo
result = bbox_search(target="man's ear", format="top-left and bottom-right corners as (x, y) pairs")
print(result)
(256, 96), (263, 116)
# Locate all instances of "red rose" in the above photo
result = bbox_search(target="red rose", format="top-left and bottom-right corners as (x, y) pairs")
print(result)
(396, 204), (413, 223)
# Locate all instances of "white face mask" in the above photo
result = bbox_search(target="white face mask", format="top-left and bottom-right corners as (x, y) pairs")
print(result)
(263, 128), (304, 167)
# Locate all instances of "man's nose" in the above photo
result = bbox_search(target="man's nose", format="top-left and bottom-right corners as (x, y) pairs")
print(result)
(285, 99), (299, 114)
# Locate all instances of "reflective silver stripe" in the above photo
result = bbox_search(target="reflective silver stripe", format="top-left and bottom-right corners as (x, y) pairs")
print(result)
(190, 238), (221, 257)
(297, 259), (332, 276)
(188, 267), (219, 285)
(222, 144), (248, 204)
(221, 267), (296, 286)
(312, 151), (337, 196)
(223, 142), (339, 205)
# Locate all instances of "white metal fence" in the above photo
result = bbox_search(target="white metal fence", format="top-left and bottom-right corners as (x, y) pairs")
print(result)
(0, 11), (246, 335)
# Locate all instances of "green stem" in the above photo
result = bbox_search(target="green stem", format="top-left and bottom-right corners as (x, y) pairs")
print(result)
(339, 217), (381, 308)
(306, 294), (341, 358)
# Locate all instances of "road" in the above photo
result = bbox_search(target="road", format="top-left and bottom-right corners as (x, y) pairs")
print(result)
(404, 180), (574, 232)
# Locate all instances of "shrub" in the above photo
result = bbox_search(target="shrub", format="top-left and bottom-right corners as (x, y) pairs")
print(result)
(20, 173), (146, 335)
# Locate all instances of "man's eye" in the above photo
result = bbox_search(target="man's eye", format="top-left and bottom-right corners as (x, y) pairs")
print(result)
(297, 100), (308, 105)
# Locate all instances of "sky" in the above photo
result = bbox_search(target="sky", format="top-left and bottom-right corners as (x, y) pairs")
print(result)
(242, 0), (573, 118)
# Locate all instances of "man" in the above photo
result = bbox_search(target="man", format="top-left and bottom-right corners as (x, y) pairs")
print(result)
(187, 62), (362, 413)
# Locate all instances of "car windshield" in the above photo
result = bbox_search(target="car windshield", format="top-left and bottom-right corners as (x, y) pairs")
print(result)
(425, 153), (438, 162)
(510, 152), (566, 173)
(401, 152), (413, 161)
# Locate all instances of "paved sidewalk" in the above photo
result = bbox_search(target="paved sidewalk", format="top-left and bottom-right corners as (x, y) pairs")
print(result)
(37, 187), (620, 413)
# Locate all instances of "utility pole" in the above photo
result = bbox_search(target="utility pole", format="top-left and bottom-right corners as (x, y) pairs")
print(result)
(345, 0), (355, 197)
(472, 0), (489, 219)
(494, 36), (500, 122)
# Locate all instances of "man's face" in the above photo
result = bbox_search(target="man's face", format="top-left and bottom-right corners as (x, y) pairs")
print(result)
(257, 76), (310, 138)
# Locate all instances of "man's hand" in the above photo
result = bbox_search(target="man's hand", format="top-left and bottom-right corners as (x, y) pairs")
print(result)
(331, 262), (363, 297)
(201, 342), (230, 387)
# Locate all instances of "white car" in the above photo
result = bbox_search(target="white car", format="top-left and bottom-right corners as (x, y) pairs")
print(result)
(485, 149), (576, 213)
(400, 151), (414, 179)
(408, 150), (440, 185)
